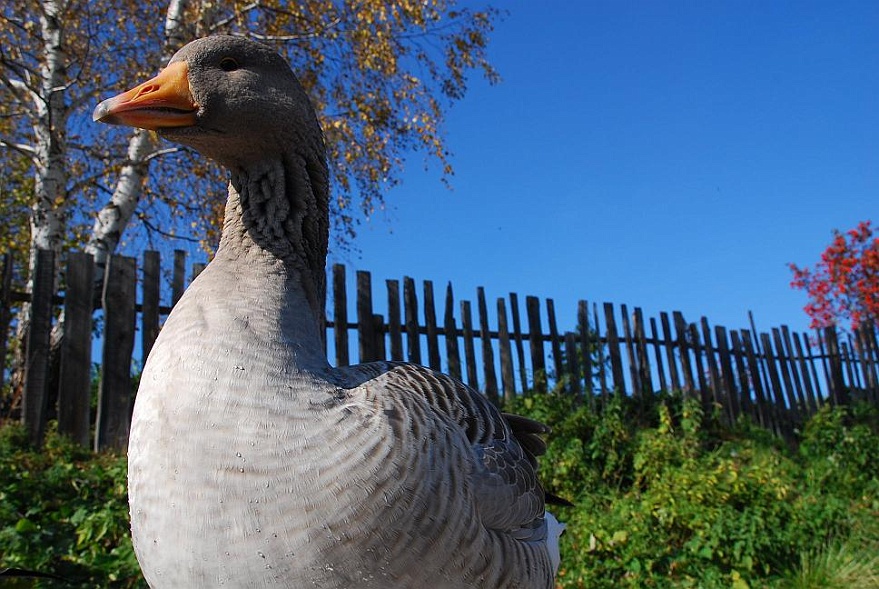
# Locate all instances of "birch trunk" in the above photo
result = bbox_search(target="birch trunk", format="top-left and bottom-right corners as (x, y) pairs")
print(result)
(13, 0), (71, 433)
(29, 0), (70, 273)
(85, 0), (190, 268)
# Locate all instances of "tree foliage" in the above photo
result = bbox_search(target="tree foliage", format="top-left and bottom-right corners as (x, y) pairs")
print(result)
(0, 0), (503, 266)
(789, 220), (879, 329)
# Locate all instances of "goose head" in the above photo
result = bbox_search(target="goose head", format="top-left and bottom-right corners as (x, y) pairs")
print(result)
(95, 36), (329, 313)
(94, 35), (325, 172)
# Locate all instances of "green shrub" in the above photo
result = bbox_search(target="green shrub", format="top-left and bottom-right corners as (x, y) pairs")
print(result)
(1, 399), (877, 588)
(508, 394), (879, 588)
(0, 424), (144, 588)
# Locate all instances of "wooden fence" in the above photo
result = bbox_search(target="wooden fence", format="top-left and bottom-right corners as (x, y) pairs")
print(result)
(2, 249), (878, 450)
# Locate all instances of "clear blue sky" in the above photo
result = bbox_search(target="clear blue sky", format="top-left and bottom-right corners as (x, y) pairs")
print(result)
(330, 0), (878, 336)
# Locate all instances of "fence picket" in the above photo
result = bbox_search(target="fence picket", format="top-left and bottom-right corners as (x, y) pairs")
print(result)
(424, 281), (441, 370)
(6, 253), (879, 450)
(603, 303), (625, 395)
(620, 304), (640, 397)
(95, 255), (137, 452)
(171, 250), (186, 306)
(509, 293), (528, 393)
(546, 299), (563, 385)
(443, 283), (461, 381)
(477, 288), (499, 404)
(461, 300), (478, 390)
(497, 298), (516, 401)
(22, 249), (55, 447)
(527, 296), (546, 393)
(386, 279), (403, 362)
(58, 252), (95, 447)
(403, 277), (420, 364)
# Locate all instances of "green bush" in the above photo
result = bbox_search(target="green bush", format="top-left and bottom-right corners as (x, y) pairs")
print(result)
(509, 394), (879, 588)
(1, 399), (877, 588)
(0, 424), (144, 588)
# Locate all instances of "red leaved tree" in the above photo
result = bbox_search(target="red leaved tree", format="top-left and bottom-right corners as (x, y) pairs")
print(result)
(789, 220), (879, 329)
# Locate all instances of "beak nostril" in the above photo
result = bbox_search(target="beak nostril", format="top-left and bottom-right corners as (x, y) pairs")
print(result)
(135, 84), (158, 99)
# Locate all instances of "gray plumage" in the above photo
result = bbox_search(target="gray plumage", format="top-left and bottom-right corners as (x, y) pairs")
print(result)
(95, 35), (563, 588)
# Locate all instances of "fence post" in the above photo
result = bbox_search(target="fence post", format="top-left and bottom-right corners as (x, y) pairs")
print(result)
(526, 296), (546, 393)
(443, 283), (461, 380)
(461, 300), (479, 390)
(142, 251), (161, 364)
(356, 271), (376, 363)
(386, 279), (403, 362)
(477, 288), (499, 403)
(58, 252), (95, 447)
(95, 255), (137, 452)
(497, 298), (516, 402)
(22, 249), (55, 447)
(824, 326), (848, 405)
(403, 277), (421, 364)
(424, 281), (441, 370)
(603, 303), (625, 395)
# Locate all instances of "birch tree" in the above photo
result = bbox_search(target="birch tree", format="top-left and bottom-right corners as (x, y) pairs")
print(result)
(89, 0), (503, 256)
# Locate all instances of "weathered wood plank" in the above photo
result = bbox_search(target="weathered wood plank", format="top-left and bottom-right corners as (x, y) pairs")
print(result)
(373, 314), (386, 359)
(823, 327), (848, 405)
(356, 270), (376, 363)
(332, 264), (349, 366)
(578, 300), (593, 396)
(171, 249), (186, 306)
(478, 287), (498, 404)
(714, 325), (740, 421)
(460, 300), (479, 390)
(603, 303), (625, 395)
(565, 331), (581, 397)
(527, 296), (547, 393)
(443, 283), (462, 380)
(660, 312), (681, 391)
(673, 311), (695, 394)
(633, 308), (653, 396)
(701, 318), (721, 401)
(142, 251), (161, 365)
(791, 330), (818, 413)
(58, 252), (95, 447)
(497, 297), (516, 402)
(424, 281), (441, 370)
(386, 279), (403, 362)
(509, 293), (528, 392)
(771, 328), (800, 419)
(546, 299), (564, 386)
(95, 255), (137, 452)
(594, 303), (608, 399)
(619, 304), (640, 396)
(729, 330), (753, 418)
(741, 330), (776, 434)
(778, 327), (808, 414)
(760, 332), (790, 437)
(688, 322), (711, 411)
(403, 276), (421, 364)
(650, 317), (668, 393)
(22, 249), (55, 447)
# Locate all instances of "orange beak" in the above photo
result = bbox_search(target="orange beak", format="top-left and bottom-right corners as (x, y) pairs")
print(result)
(93, 61), (198, 130)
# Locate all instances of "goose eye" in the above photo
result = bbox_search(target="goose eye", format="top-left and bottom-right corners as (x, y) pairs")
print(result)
(219, 57), (239, 72)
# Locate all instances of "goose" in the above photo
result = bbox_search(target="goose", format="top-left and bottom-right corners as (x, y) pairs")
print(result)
(94, 35), (564, 588)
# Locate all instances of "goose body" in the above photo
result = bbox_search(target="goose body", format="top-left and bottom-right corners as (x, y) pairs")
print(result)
(95, 36), (562, 588)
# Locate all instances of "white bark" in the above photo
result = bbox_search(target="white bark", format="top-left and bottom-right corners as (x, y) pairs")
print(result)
(29, 0), (70, 276)
(85, 0), (191, 266)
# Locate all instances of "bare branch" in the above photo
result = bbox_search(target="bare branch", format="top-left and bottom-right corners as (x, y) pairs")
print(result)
(138, 211), (202, 244)
(0, 137), (37, 159)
